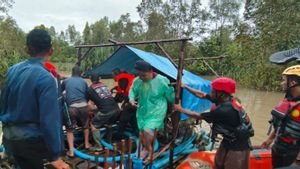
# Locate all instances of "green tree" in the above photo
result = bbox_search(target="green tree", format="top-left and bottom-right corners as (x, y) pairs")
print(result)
(0, 17), (25, 86)
(66, 24), (81, 45)
(0, 0), (13, 20)
(81, 17), (112, 71)
(82, 22), (92, 44)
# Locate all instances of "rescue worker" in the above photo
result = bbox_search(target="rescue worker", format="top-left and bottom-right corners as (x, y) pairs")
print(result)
(174, 77), (253, 169)
(88, 74), (120, 149)
(112, 68), (135, 99)
(111, 68), (138, 134)
(129, 60), (175, 160)
(261, 65), (300, 168)
(0, 29), (69, 169)
(62, 66), (91, 157)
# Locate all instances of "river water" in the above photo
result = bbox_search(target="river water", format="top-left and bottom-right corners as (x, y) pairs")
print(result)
(235, 88), (284, 145)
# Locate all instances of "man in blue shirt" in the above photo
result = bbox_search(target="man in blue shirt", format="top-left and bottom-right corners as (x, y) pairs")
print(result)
(0, 29), (69, 169)
(62, 66), (91, 157)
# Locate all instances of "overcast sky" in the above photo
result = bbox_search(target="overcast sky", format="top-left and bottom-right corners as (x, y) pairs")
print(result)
(8, 0), (141, 33)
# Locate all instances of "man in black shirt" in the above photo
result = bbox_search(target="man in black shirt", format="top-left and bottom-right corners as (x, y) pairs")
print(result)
(88, 74), (120, 149)
(174, 77), (252, 169)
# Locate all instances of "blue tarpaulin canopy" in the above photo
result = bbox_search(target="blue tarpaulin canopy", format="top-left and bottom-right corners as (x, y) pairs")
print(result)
(84, 46), (212, 120)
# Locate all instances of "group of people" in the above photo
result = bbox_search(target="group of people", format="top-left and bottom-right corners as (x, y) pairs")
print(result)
(173, 66), (300, 169)
(0, 29), (175, 169)
(1, 28), (300, 169)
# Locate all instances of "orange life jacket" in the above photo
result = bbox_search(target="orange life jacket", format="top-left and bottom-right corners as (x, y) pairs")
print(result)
(272, 99), (300, 144)
(114, 73), (135, 96)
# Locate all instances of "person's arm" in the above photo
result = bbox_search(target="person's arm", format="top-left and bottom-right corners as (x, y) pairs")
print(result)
(173, 104), (203, 120)
(37, 73), (63, 162)
(87, 87), (99, 107)
(61, 80), (66, 91)
(182, 84), (206, 98)
(261, 130), (276, 149)
(110, 86), (117, 93)
(85, 81), (90, 102)
(163, 78), (175, 104)
(0, 84), (6, 113)
(128, 79), (138, 107)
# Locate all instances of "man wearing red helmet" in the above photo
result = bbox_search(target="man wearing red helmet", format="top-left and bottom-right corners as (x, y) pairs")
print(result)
(174, 77), (253, 169)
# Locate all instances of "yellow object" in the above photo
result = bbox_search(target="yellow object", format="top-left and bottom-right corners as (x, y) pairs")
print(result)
(282, 65), (300, 76)
(291, 109), (300, 117)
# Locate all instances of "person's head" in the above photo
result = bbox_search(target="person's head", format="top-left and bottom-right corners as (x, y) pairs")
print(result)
(282, 65), (300, 98)
(134, 60), (153, 81)
(210, 77), (236, 103)
(112, 68), (121, 79)
(72, 65), (81, 77)
(25, 29), (53, 60)
(90, 73), (100, 84)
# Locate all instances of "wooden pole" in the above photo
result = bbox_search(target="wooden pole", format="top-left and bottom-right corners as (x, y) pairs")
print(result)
(175, 40), (186, 103)
(108, 39), (120, 44)
(86, 158), (91, 169)
(155, 42), (178, 68)
(112, 143), (117, 169)
(75, 37), (193, 48)
(128, 137), (133, 169)
(109, 39), (121, 51)
(94, 152), (99, 169)
(76, 48), (82, 66)
(120, 139), (126, 169)
(174, 55), (226, 61)
(169, 40), (187, 169)
(202, 60), (220, 77)
(104, 148), (109, 169)
(78, 47), (93, 64)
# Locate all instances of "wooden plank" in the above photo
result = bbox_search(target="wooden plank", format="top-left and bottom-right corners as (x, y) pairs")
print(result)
(75, 38), (193, 48)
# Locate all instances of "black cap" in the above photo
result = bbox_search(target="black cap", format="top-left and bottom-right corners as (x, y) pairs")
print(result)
(134, 60), (152, 72)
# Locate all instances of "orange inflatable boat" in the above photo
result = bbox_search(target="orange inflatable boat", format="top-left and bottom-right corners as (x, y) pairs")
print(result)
(177, 148), (272, 169)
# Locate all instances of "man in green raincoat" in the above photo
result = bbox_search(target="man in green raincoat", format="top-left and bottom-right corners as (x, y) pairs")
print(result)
(129, 60), (175, 160)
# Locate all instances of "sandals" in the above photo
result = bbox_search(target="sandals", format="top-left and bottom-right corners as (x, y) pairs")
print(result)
(66, 151), (75, 158)
(86, 146), (103, 152)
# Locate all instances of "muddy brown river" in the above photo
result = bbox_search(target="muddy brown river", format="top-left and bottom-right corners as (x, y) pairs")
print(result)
(235, 88), (284, 145)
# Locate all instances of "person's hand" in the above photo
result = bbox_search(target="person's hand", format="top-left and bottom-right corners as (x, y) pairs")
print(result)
(197, 91), (206, 98)
(181, 83), (186, 88)
(51, 159), (70, 169)
(110, 88), (116, 93)
(261, 138), (273, 149)
(173, 104), (183, 112)
(130, 100), (138, 107)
